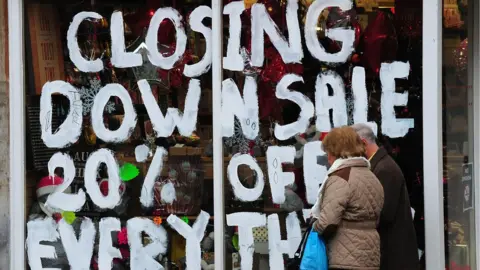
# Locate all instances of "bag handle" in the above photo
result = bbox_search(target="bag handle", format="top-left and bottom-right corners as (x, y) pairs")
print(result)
(295, 218), (317, 258)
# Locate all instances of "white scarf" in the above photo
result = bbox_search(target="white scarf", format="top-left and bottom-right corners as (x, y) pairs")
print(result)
(311, 157), (370, 219)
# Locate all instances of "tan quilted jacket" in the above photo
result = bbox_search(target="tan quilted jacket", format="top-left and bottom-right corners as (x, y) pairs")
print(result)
(313, 158), (384, 270)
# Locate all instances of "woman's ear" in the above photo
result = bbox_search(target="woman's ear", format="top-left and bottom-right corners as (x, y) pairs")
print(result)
(327, 153), (336, 165)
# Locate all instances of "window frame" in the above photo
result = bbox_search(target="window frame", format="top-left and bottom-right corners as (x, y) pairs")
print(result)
(9, 0), (26, 269)
(422, 0), (445, 269)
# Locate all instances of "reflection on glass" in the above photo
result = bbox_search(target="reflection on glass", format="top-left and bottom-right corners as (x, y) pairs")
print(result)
(443, 0), (476, 268)
(222, 0), (424, 269)
(25, 1), (213, 269)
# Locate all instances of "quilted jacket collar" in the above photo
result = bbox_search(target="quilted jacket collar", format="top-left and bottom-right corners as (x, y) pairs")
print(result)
(327, 157), (370, 176)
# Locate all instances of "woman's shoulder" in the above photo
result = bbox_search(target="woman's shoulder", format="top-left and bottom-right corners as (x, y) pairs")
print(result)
(349, 166), (383, 187)
(328, 167), (353, 182)
(349, 167), (384, 197)
(351, 165), (377, 176)
(326, 165), (378, 185)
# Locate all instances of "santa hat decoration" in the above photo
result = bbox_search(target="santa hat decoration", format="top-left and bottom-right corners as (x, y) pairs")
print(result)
(36, 175), (71, 198)
(36, 175), (72, 217)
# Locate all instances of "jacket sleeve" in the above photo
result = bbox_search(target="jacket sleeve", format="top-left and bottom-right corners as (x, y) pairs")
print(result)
(375, 166), (403, 224)
(313, 176), (350, 234)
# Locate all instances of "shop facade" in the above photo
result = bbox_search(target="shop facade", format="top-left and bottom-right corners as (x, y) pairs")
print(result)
(6, 0), (478, 269)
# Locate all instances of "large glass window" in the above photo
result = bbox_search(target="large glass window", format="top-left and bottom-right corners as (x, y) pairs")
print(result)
(20, 0), (428, 269)
(24, 1), (212, 269)
(443, 0), (477, 268)
(220, 0), (425, 269)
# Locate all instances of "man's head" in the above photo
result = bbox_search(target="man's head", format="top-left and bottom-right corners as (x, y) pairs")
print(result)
(351, 123), (379, 159)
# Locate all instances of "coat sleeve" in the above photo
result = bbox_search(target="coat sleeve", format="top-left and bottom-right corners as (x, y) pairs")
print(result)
(313, 176), (350, 234)
(375, 166), (403, 224)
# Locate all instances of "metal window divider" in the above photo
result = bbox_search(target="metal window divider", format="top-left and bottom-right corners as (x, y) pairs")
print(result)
(212, 0), (226, 268)
(422, 0), (445, 268)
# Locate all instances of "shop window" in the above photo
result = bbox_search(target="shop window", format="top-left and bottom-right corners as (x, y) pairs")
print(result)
(22, 0), (426, 269)
(25, 1), (213, 269)
(221, 0), (424, 269)
(443, 0), (477, 268)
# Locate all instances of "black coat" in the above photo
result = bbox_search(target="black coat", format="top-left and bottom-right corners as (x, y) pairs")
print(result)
(370, 147), (420, 270)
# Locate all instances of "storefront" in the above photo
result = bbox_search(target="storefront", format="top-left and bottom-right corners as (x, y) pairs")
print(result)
(6, 0), (478, 269)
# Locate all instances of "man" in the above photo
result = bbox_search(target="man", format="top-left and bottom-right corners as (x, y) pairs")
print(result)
(352, 123), (419, 270)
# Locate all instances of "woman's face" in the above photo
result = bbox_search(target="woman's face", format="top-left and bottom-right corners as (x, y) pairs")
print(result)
(327, 153), (336, 166)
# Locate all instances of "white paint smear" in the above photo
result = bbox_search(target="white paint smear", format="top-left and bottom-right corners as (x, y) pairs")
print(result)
(351, 67), (378, 135)
(99, 218), (122, 270)
(303, 141), (327, 205)
(127, 218), (168, 270)
(45, 152), (86, 212)
(305, 0), (354, 63)
(146, 8), (187, 69)
(266, 146), (295, 204)
(202, 261), (216, 270)
(161, 182), (177, 204)
(221, 77), (259, 140)
(302, 208), (312, 221)
(268, 213), (302, 269)
(168, 211), (210, 270)
(251, 0), (303, 66)
(140, 147), (168, 207)
(285, 212), (302, 255)
(226, 212), (267, 270)
(184, 6), (212, 77)
(58, 218), (96, 270)
(91, 83), (137, 143)
(223, 1), (246, 71)
(135, 144), (150, 162)
(227, 154), (265, 202)
(67, 12), (104, 72)
(84, 149), (121, 209)
(26, 218), (60, 270)
(274, 74), (314, 140)
(380, 62), (414, 138)
(110, 11), (142, 68)
(138, 79), (200, 137)
(252, 0), (303, 67)
(315, 71), (348, 132)
(40, 81), (82, 148)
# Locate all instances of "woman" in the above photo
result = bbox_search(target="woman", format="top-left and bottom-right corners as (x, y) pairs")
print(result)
(312, 126), (384, 270)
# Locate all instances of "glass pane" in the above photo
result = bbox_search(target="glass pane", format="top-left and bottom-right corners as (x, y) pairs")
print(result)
(443, 0), (477, 268)
(221, 0), (425, 269)
(24, 1), (212, 269)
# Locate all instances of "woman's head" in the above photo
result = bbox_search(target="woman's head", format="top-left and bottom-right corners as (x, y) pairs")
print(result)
(322, 126), (366, 165)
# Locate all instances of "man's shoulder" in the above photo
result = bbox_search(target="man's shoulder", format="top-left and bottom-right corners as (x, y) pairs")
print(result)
(374, 155), (404, 177)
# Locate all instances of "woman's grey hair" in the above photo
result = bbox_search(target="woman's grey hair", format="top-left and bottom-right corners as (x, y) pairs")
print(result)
(351, 123), (376, 144)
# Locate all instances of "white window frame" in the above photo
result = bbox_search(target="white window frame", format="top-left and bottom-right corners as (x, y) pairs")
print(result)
(212, 0), (226, 267)
(7, 0), (451, 269)
(9, 0), (25, 269)
(422, 0), (445, 269)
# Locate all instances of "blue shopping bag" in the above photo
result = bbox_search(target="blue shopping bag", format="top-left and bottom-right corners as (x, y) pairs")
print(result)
(300, 229), (328, 270)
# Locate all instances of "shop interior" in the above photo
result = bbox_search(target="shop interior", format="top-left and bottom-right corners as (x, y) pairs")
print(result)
(22, 0), (475, 269)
